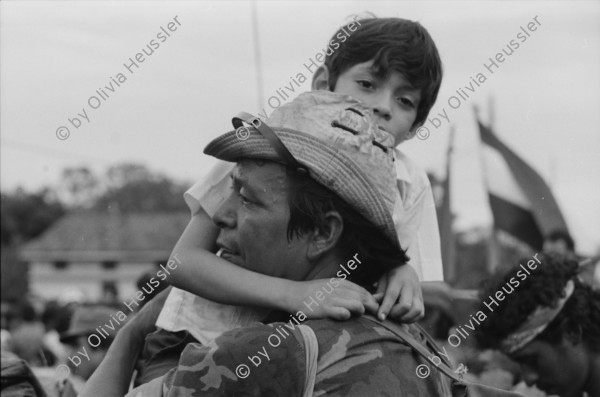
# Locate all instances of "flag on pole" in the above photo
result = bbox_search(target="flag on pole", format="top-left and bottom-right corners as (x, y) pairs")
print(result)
(477, 119), (569, 250)
(439, 126), (456, 282)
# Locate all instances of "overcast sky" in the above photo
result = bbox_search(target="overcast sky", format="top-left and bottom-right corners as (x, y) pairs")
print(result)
(1, 1), (599, 253)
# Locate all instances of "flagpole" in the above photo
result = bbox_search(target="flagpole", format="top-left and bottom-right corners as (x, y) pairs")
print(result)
(250, 0), (265, 111)
(475, 99), (500, 273)
(488, 96), (501, 272)
(440, 124), (456, 282)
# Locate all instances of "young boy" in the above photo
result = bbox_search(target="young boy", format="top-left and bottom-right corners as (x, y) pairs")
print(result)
(311, 16), (445, 303)
(138, 16), (443, 383)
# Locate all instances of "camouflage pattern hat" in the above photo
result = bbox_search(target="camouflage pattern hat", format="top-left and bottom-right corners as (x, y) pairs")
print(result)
(204, 91), (400, 249)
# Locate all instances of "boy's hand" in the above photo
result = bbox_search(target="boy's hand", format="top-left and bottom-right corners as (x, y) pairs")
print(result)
(289, 279), (379, 320)
(376, 265), (424, 323)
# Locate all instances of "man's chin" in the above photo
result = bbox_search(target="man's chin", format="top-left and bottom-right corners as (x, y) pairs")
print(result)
(537, 383), (562, 397)
(220, 251), (244, 267)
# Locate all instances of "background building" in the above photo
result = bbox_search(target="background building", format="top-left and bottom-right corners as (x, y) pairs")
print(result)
(19, 212), (188, 302)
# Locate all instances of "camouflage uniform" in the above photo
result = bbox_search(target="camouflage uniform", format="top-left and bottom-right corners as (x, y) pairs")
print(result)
(129, 317), (452, 396)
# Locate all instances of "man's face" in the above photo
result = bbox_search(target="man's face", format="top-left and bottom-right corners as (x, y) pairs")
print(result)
(512, 338), (589, 397)
(332, 61), (421, 145)
(212, 160), (312, 281)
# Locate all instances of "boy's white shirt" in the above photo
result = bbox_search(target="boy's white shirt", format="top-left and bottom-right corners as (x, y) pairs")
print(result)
(156, 152), (444, 343)
(392, 148), (444, 282)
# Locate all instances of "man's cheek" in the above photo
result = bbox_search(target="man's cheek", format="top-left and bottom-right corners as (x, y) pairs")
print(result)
(237, 232), (261, 269)
(240, 238), (276, 275)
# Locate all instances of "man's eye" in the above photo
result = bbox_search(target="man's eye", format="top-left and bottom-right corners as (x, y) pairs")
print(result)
(239, 192), (251, 204)
(357, 80), (374, 89)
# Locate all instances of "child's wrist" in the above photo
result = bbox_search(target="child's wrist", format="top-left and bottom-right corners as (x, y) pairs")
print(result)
(277, 280), (301, 313)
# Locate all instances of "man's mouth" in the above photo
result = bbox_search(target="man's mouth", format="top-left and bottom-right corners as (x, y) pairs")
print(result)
(216, 241), (240, 258)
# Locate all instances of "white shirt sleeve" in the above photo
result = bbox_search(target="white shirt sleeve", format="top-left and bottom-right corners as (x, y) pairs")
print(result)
(183, 161), (235, 217)
(409, 182), (444, 282)
(393, 150), (444, 282)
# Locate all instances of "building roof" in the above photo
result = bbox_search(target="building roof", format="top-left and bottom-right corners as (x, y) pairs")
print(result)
(20, 212), (189, 263)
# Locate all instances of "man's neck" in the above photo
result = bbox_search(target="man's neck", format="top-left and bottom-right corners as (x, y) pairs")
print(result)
(304, 251), (348, 281)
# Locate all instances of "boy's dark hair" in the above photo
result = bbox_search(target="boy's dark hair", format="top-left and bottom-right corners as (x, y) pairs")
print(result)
(284, 167), (409, 287)
(324, 17), (443, 128)
(475, 254), (600, 352)
(545, 229), (575, 252)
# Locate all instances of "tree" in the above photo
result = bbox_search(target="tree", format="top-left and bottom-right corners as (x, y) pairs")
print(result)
(0, 188), (66, 245)
(60, 166), (100, 208)
(1, 188), (66, 302)
(105, 163), (153, 188)
(0, 162), (189, 301)
(55, 163), (189, 213)
(93, 163), (188, 213)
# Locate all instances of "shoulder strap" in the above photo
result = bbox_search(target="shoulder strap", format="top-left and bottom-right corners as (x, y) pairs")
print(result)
(297, 324), (319, 397)
(362, 315), (464, 383)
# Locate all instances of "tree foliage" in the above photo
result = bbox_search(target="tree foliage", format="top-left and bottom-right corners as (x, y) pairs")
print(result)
(1, 189), (65, 302)
(54, 163), (189, 213)
(93, 163), (188, 213)
(1, 163), (190, 301)
(1, 188), (66, 245)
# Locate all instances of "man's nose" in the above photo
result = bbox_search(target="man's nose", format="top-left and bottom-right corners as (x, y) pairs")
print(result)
(212, 194), (237, 229)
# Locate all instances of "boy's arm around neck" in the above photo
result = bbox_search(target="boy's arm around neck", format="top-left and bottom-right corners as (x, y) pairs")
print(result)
(167, 207), (295, 311)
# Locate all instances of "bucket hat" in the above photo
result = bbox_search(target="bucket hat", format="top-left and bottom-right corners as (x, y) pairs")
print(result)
(204, 91), (400, 249)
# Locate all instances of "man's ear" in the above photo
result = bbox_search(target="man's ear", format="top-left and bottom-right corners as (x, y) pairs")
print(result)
(306, 211), (343, 260)
(312, 65), (331, 91)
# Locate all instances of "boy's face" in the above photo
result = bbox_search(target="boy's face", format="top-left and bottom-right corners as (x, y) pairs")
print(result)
(314, 61), (421, 146)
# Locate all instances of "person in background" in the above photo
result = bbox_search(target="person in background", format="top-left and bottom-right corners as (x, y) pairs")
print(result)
(476, 254), (600, 397)
(1, 350), (48, 397)
(8, 301), (50, 367)
(58, 305), (120, 383)
(0, 301), (17, 353)
(28, 304), (118, 397)
(40, 301), (72, 369)
(2, 301), (78, 397)
(543, 229), (599, 290)
(543, 229), (576, 258)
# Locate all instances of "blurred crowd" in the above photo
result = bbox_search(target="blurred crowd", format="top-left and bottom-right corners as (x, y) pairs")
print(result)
(421, 231), (600, 397)
(0, 272), (167, 397)
(1, 232), (598, 397)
